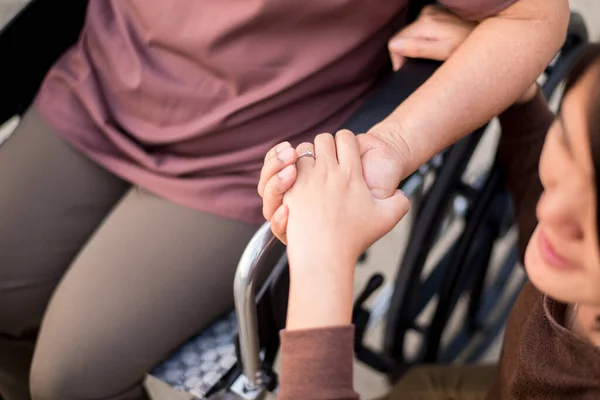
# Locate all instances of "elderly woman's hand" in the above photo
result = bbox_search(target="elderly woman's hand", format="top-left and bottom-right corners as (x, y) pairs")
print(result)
(258, 7), (476, 245)
(388, 5), (477, 70)
(283, 130), (409, 329)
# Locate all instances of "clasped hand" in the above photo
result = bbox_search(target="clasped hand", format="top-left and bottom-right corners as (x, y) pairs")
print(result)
(274, 131), (409, 271)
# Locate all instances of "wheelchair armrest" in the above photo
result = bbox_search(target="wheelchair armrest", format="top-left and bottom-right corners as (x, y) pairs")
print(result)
(0, 0), (89, 124)
(342, 58), (440, 134)
(233, 222), (285, 393)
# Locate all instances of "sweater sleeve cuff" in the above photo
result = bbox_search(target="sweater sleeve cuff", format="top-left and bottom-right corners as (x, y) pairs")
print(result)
(278, 325), (358, 400)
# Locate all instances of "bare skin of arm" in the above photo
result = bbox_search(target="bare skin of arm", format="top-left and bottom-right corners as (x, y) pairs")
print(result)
(372, 0), (569, 176)
(260, 0), (566, 243)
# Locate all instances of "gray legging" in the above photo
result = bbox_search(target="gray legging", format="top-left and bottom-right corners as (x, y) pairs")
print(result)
(0, 109), (260, 400)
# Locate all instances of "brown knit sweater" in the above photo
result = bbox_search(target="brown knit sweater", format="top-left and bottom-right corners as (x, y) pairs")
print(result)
(277, 90), (600, 399)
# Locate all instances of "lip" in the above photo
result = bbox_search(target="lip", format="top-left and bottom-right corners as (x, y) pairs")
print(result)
(537, 228), (576, 271)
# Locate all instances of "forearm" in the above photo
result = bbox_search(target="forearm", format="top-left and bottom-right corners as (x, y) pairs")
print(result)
(286, 254), (355, 330)
(370, 0), (569, 176)
(280, 256), (358, 399)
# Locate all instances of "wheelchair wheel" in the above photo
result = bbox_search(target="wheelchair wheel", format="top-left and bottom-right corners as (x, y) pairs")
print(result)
(377, 12), (589, 379)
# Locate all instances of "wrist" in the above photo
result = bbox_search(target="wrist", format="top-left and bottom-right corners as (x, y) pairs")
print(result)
(366, 122), (412, 175)
(286, 276), (354, 330)
(286, 251), (355, 330)
(287, 240), (358, 277)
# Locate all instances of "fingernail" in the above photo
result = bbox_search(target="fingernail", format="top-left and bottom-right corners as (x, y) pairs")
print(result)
(275, 142), (291, 153)
(278, 164), (294, 179)
(389, 39), (404, 51)
(278, 147), (295, 162)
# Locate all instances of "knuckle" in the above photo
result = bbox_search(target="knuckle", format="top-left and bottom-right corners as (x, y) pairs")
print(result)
(296, 141), (314, 152)
(411, 43), (423, 57)
(263, 148), (275, 163)
(270, 177), (286, 194)
(340, 163), (353, 178)
(264, 178), (279, 198)
(336, 129), (354, 137)
(262, 157), (276, 173)
(335, 129), (354, 144)
(315, 132), (334, 144)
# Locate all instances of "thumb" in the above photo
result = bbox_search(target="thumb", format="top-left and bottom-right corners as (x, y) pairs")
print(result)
(389, 36), (452, 62)
(374, 190), (410, 227)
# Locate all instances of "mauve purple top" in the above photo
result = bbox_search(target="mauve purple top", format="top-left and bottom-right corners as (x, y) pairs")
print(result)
(35, 0), (516, 224)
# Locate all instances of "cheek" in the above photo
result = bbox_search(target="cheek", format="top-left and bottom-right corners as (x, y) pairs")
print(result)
(538, 133), (563, 190)
(537, 141), (585, 232)
(582, 203), (600, 262)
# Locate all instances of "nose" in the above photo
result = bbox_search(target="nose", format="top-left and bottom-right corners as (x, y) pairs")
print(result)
(536, 190), (584, 240)
(554, 222), (584, 239)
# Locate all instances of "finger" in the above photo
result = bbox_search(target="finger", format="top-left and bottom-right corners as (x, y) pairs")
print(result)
(389, 36), (452, 62)
(390, 18), (434, 41)
(263, 141), (292, 164)
(258, 142), (297, 197)
(270, 204), (289, 245)
(295, 142), (316, 179)
(314, 133), (338, 167)
(388, 22), (435, 57)
(390, 52), (405, 71)
(335, 130), (362, 176)
(262, 164), (296, 221)
(375, 189), (411, 226)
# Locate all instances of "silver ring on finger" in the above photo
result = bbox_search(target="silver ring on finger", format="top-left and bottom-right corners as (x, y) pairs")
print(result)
(297, 150), (315, 161)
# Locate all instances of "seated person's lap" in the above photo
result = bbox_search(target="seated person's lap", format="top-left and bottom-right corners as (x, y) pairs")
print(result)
(0, 108), (260, 399)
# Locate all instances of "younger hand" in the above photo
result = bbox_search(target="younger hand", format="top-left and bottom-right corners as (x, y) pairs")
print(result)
(284, 131), (409, 270)
(258, 132), (406, 244)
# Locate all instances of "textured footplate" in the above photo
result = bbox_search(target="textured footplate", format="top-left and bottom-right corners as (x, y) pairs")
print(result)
(151, 311), (238, 399)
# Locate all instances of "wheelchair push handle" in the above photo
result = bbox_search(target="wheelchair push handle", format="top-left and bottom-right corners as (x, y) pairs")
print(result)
(233, 222), (280, 393)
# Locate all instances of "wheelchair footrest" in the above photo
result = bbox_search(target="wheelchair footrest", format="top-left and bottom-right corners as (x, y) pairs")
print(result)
(151, 311), (238, 399)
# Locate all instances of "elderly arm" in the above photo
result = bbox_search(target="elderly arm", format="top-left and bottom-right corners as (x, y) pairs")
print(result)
(371, 0), (569, 176)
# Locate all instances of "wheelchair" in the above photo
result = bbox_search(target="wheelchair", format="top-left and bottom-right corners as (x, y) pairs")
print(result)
(0, 1), (589, 399)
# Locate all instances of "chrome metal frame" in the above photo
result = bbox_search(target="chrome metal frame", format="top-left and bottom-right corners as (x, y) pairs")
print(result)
(233, 222), (281, 393)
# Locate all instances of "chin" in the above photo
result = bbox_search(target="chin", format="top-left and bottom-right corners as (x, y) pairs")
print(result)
(524, 228), (581, 304)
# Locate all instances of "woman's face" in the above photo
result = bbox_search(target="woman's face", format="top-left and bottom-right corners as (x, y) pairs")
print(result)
(525, 66), (600, 306)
